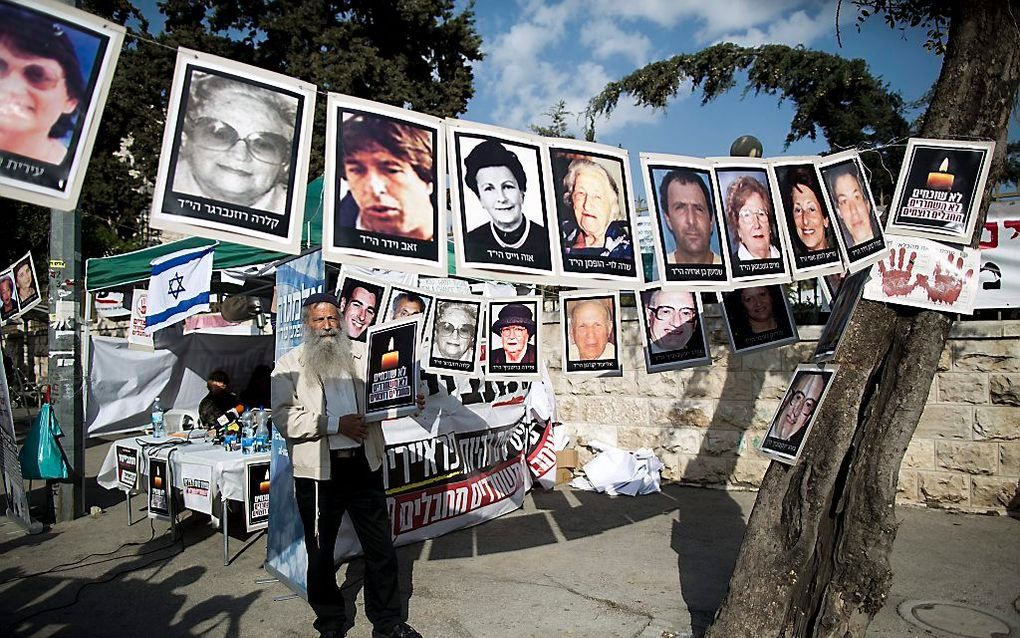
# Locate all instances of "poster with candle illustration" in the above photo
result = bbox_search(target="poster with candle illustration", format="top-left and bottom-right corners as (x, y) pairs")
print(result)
(364, 316), (422, 422)
(148, 457), (171, 520)
(886, 138), (995, 244)
(245, 459), (271, 531)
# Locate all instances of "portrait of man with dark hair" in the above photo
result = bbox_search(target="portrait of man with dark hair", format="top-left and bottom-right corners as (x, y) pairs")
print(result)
(336, 276), (385, 342)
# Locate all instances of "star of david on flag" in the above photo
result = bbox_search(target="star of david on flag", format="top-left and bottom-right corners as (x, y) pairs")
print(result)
(145, 244), (217, 334)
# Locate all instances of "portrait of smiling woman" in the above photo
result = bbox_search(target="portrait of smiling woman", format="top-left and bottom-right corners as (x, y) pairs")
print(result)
(172, 71), (296, 214)
(724, 175), (780, 262)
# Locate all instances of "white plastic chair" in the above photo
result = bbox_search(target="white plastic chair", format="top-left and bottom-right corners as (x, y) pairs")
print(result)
(164, 409), (201, 434)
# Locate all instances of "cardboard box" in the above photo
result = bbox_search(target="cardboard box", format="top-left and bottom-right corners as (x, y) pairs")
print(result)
(555, 467), (573, 486)
(556, 448), (579, 469)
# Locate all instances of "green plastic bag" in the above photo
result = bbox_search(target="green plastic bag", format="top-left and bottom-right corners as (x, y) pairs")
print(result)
(18, 404), (69, 480)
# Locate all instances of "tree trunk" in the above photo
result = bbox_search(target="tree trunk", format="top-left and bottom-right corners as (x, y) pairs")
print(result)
(705, 3), (1020, 637)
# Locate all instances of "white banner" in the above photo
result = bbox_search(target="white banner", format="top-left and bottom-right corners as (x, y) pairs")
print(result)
(864, 235), (980, 314)
(181, 462), (212, 514)
(128, 289), (153, 351)
(976, 202), (1020, 308)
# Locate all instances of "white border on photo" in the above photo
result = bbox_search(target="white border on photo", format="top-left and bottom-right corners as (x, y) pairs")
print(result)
(759, 364), (839, 465)
(768, 156), (847, 281)
(813, 268), (870, 362)
(717, 284), (800, 356)
(640, 153), (731, 291)
(8, 251), (41, 320)
(485, 295), (542, 380)
(635, 285), (712, 373)
(816, 150), (886, 272)
(0, 268), (19, 324)
(0, 0), (125, 210)
(446, 119), (559, 283)
(149, 48), (315, 255)
(423, 292), (484, 378)
(381, 284), (434, 324)
(244, 459), (271, 532)
(709, 157), (793, 286)
(323, 93), (447, 276)
(363, 315), (423, 422)
(559, 289), (623, 378)
(333, 267), (391, 342)
(543, 138), (644, 289)
(885, 137), (995, 244)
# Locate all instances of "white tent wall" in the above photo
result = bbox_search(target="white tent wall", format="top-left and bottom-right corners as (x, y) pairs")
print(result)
(87, 330), (275, 437)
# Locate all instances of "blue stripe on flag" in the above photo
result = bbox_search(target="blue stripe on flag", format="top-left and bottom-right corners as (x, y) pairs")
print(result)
(146, 291), (211, 327)
(151, 246), (216, 277)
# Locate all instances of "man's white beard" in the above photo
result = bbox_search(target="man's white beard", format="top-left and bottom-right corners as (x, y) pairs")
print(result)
(304, 327), (356, 382)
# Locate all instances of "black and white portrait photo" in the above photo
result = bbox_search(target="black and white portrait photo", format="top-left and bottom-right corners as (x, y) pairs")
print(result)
(560, 291), (622, 376)
(335, 272), (388, 343)
(383, 286), (433, 323)
(548, 141), (641, 285)
(324, 94), (445, 275)
(640, 154), (728, 288)
(719, 284), (799, 355)
(817, 150), (886, 271)
(11, 252), (39, 313)
(151, 49), (315, 255)
(425, 295), (483, 376)
(0, 0), (124, 210)
(771, 158), (845, 278)
(486, 297), (541, 379)
(714, 159), (791, 283)
(637, 286), (711, 373)
(448, 122), (555, 280)
(760, 365), (838, 463)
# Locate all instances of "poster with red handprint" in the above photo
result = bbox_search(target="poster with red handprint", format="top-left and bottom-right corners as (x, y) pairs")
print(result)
(863, 235), (980, 314)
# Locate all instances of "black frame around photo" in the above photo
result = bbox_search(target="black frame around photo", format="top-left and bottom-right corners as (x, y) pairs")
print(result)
(424, 294), (484, 377)
(817, 150), (886, 272)
(636, 286), (711, 373)
(770, 158), (846, 279)
(334, 270), (389, 343)
(11, 252), (40, 312)
(718, 284), (799, 355)
(486, 296), (541, 380)
(759, 365), (838, 464)
(560, 290), (623, 377)
(363, 316), (422, 422)
(814, 268), (871, 362)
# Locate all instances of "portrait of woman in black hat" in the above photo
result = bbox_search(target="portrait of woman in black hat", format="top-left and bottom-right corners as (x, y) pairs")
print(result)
(487, 298), (541, 379)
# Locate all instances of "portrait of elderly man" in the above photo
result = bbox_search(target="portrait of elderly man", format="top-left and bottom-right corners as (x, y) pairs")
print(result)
(644, 289), (700, 354)
(567, 298), (615, 361)
(560, 158), (633, 260)
(658, 169), (721, 265)
(337, 278), (383, 342)
(724, 174), (780, 262)
(489, 303), (537, 365)
(387, 291), (426, 321)
(338, 114), (435, 241)
(271, 292), (424, 638)
(0, 273), (18, 320)
(173, 72), (297, 214)
(823, 161), (880, 248)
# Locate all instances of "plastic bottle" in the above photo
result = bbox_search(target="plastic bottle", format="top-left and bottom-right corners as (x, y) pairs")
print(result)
(151, 397), (165, 439)
(254, 407), (269, 453)
(240, 410), (255, 455)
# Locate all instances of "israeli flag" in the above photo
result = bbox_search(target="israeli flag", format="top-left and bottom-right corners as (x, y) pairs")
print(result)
(145, 244), (216, 334)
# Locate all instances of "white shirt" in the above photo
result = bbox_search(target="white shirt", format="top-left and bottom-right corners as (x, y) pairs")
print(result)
(325, 365), (363, 450)
(737, 243), (780, 260)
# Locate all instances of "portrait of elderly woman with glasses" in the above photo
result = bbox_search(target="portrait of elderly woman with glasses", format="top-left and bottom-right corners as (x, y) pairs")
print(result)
(173, 71), (296, 214)
(430, 301), (479, 363)
(724, 174), (780, 262)
(0, 5), (88, 165)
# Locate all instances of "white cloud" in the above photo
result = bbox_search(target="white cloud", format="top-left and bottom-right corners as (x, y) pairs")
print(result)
(579, 18), (652, 67)
(715, 4), (840, 47)
(588, 0), (806, 39)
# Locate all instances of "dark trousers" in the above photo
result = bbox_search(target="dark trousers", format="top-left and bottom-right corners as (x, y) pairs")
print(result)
(294, 449), (402, 634)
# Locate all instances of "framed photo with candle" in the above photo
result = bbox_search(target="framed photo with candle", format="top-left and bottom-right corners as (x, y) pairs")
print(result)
(424, 293), (484, 376)
(759, 364), (838, 464)
(363, 315), (422, 422)
(885, 138), (995, 245)
(817, 150), (886, 272)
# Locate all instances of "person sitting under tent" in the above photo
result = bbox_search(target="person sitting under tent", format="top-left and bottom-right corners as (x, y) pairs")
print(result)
(199, 369), (242, 433)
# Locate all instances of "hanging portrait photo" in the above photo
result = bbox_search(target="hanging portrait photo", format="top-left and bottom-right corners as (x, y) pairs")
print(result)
(448, 121), (555, 280)
(560, 290), (622, 376)
(640, 154), (729, 289)
(383, 286), (433, 323)
(713, 159), (791, 284)
(334, 271), (388, 342)
(323, 94), (446, 275)
(771, 158), (845, 278)
(364, 316), (422, 423)
(817, 150), (886, 271)
(760, 365), (838, 464)
(0, 0), (124, 211)
(0, 269), (19, 322)
(150, 49), (315, 255)
(886, 138), (995, 244)
(637, 286), (711, 373)
(814, 268), (870, 362)
(486, 296), (541, 379)
(547, 141), (642, 286)
(719, 284), (799, 355)
(424, 294), (483, 376)
(10, 252), (40, 314)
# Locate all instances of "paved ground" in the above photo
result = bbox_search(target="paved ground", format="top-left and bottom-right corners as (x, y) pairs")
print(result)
(1, 438), (1017, 638)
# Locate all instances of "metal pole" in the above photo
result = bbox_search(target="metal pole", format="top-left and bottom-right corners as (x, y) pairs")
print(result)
(223, 496), (229, 565)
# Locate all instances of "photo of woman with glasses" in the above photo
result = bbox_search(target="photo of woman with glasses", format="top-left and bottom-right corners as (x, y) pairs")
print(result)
(714, 164), (790, 282)
(426, 299), (482, 374)
(172, 71), (297, 214)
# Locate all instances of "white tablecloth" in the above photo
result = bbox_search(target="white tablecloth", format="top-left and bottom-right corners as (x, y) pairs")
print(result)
(97, 435), (270, 502)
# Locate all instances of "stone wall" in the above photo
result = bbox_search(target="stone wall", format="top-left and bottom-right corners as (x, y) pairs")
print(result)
(543, 308), (1020, 515)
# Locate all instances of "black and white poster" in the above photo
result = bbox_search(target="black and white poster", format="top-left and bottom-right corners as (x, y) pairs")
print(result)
(817, 150), (886, 271)
(424, 294), (483, 377)
(640, 154), (729, 289)
(115, 443), (138, 491)
(486, 296), (541, 380)
(364, 316), (421, 422)
(547, 140), (642, 287)
(637, 286), (711, 373)
(180, 461), (211, 515)
(335, 270), (388, 342)
(0, 0), (124, 210)
(719, 284), (799, 355)
(713, 158), (792, 284)
(383, 285), (433, 323)
(760, 365), (838, 464)
(147, 456), (171, 520)
(448, 120), (556, 281)
(324, 94), (446, 275)
(560, 290), (622, 376)
(814, 268), (870, 362)
(770, 158), (846, 279)
(886, 138), (995, 244)
(245, 459), (270, 532)
(150, 48), (315, 255)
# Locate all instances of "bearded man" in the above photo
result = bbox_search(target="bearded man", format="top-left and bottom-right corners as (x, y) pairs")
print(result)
(271, 292), (422, 638)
